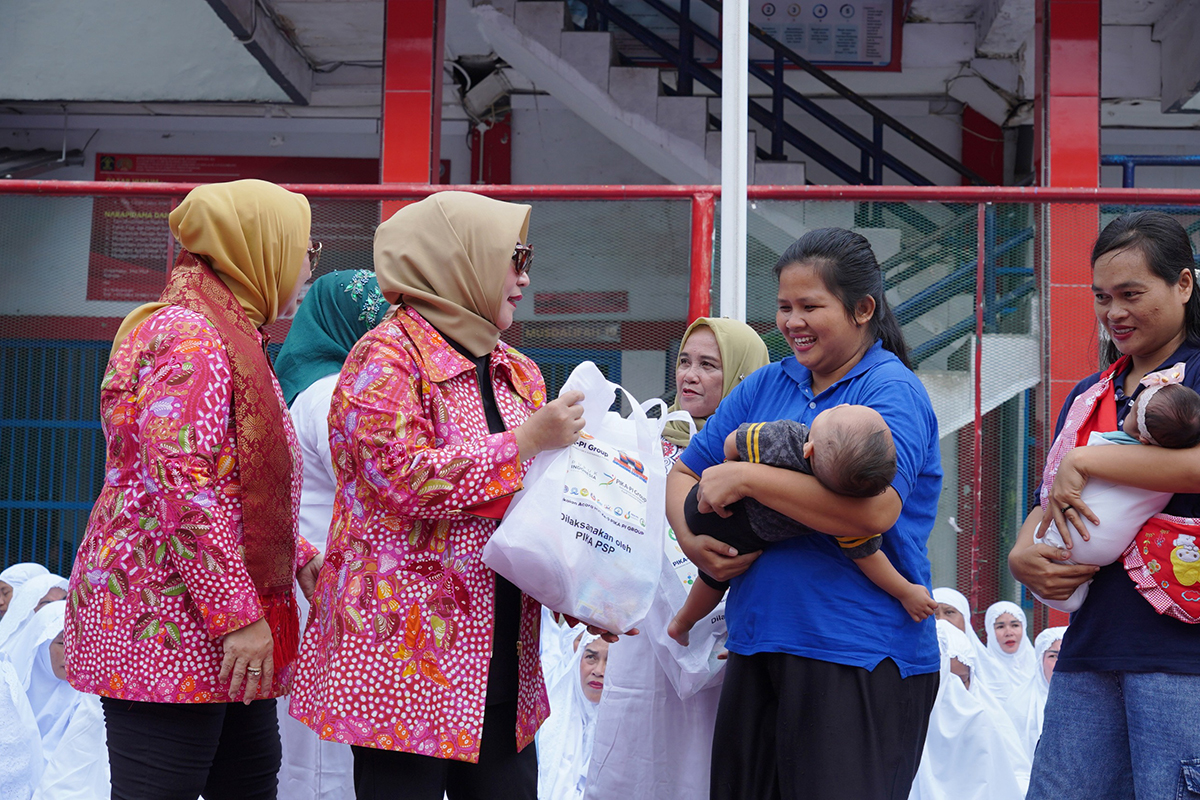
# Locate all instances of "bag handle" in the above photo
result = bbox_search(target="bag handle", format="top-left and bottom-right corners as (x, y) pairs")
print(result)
(561, 360), (696, 441)
(640, 399), (696, 439)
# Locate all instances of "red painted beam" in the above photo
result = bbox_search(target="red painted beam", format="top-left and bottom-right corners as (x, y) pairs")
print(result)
(688, 192), (715, 322)
(380, 0), (445, 185)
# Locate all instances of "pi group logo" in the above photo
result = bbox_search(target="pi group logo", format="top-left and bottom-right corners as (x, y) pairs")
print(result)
(613, 451), (647, 483)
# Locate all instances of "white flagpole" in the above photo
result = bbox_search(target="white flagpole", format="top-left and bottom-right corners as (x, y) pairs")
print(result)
(719, 0), (748, 321)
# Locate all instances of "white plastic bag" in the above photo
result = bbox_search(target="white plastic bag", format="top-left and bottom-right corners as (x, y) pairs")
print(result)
(644, 529), (730, 699)
(482, 361), (670, 632)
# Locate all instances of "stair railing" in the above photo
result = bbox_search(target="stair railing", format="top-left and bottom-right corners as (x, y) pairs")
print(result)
(578, 0), (988, 186)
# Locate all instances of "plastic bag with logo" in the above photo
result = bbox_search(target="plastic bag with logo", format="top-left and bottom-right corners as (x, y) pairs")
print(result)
(483, 361), (682, 633)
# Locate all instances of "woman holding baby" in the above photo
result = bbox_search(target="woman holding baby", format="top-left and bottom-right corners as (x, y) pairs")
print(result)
(1011, 210), (1200, 798)
(667, 227), (942, 799)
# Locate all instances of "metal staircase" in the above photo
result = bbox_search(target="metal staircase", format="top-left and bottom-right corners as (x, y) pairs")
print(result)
(474, 0), (987, 187)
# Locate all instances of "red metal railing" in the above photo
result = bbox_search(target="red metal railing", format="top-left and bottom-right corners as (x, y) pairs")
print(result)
(7, 180), (1200, 201)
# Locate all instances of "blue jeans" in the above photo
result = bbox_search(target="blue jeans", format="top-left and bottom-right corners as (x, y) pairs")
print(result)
(1027, 671), (1200, 800)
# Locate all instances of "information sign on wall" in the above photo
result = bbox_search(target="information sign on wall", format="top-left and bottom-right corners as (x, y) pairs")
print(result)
(610, 0), (901, 71)
(749, 0), (898, 69)
(88, 154), (378, 301)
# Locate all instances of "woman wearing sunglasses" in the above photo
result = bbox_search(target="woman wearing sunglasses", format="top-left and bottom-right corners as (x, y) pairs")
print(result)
(289, 191), (584, 800)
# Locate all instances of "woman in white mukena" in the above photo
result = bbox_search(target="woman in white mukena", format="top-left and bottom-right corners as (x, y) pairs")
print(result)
(9, 601), (110, 799)
(908, 619), (1027, 800)
(537, 633), (609, 799)
(1004, 626), (1067, 761)
(979, 601), (1037, 705)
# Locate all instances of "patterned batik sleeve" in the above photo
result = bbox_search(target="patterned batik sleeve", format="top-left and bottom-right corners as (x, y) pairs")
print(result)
(135, 323), (263, 639)
(294, 537), (320, 573)
(335, 344), (526, 521)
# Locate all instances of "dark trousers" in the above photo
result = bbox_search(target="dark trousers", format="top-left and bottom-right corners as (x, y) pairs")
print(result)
(351, 701), (536, 800)
(101, 697), (281, 800)
(711, 652), (939, 800)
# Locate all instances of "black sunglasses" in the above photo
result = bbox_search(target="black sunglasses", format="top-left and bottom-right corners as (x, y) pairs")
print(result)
(513, 243), (533, 275)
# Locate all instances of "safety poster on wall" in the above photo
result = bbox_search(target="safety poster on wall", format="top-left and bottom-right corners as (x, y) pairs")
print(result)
(87, 154), (377, 302)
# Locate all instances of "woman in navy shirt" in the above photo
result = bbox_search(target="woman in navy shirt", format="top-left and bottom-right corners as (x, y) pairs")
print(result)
(1011, 211), (1200, 799)
(666, 228), (942, 799)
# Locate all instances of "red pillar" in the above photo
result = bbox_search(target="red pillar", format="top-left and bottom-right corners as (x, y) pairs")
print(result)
(381, 0), (446, 195)
(688, 193), (715, 322)
(1035, 0), (1101, 630)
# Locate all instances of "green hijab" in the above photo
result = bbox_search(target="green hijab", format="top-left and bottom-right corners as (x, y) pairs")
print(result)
(275, 270), (390, 405)
(661, 317), (771, 448)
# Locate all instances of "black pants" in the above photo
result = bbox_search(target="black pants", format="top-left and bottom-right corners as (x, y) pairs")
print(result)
(711, 652), (938, 800)
(351, 701), (536, 800)
(685, 483), (765, 590)
(101, 697), (281, 800)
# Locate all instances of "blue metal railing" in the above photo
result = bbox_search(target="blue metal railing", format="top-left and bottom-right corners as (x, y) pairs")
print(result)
(897, 208), (1036, 366)
(1102, 154), (1200, 188)
(580, 0), (989, 186)
(1, 340), (108, 576)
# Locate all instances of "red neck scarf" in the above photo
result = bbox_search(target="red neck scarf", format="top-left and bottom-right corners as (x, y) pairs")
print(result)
(159, 252), (299, 665)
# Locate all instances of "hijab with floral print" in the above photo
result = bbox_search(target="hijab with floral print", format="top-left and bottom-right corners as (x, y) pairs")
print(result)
(276, 270), (390, 405)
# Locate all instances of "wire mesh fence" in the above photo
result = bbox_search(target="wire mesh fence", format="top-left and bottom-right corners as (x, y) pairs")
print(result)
(0, 190), (697, 577)
(4, 182), (1199, 638)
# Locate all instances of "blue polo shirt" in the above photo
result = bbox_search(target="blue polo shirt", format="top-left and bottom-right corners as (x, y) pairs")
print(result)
(681, 341), (942, 677)
(1047, 340), (1200, 674)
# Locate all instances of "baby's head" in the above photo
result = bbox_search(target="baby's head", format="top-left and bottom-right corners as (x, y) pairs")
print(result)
(804, 404), (896, 497)
(1123, 383), (1200, 449)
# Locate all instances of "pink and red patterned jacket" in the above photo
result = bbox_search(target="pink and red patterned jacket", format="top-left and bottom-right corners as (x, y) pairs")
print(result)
(64, 306), (316, 703)
(288, 305), (550, 762)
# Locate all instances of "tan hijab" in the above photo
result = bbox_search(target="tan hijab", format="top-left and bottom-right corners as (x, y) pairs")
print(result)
(111, 179), (310, 353)
(373, 191), (532, 357)
(662, 317), (771, 447)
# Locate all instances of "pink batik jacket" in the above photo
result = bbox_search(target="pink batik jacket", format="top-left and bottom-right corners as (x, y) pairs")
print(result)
(288, 305), (550, 762)
(64, 306), (317, 703)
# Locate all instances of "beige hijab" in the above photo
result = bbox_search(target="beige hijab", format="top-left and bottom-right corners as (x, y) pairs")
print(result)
(111, 179), (310, 353)
(374, 191), (532, 357)
(661, 317), (771, 447)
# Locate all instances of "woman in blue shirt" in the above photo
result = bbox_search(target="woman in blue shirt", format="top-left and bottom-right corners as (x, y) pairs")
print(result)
(666, 228), (942, 800)
(1011, 211), (1200, 799)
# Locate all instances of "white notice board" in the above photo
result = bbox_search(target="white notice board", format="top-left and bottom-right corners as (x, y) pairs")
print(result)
(749, 0), (898, 69)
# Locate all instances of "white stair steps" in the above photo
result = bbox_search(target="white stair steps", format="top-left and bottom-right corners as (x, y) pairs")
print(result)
(608, 66), (660, 122)
(656, 95), (708, 151)
(753, 160), (806, 186)
(559, 31), (615, 92)
(705, 130), (757, 179)
(919, 334), (1040, 440)
(512, 1), (568, 55)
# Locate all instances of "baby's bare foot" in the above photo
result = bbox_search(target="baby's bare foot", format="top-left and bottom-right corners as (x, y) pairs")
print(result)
(667, 613), (693, 646)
